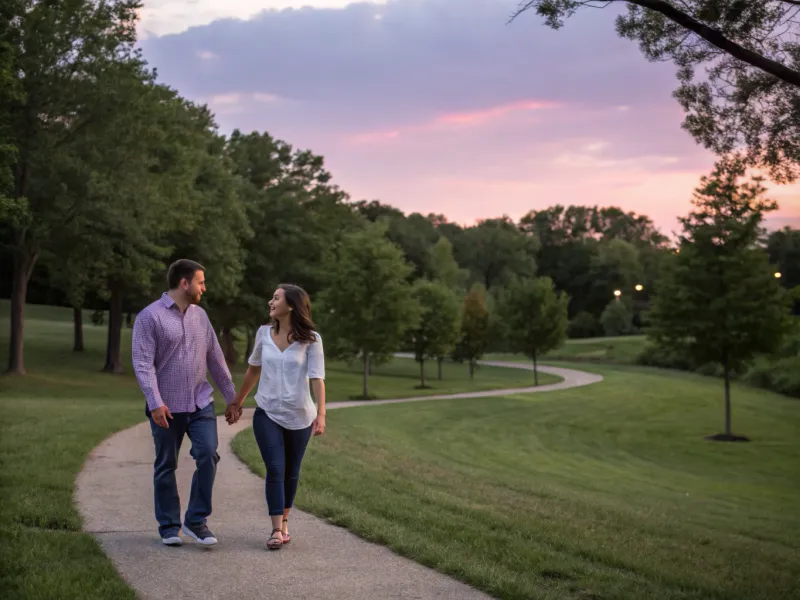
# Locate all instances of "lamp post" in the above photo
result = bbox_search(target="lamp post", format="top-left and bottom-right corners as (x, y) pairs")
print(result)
(774, 272), (782, 279)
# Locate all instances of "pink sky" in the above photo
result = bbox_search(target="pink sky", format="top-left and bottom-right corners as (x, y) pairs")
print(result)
(138, 0), (800, 236)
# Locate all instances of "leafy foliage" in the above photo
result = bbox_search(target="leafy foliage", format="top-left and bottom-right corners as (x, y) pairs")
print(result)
(646, 159), (793, 436)
(497, 276), (569, 384)
(452, 283), (491, 378)
(512, 0), (800, 182)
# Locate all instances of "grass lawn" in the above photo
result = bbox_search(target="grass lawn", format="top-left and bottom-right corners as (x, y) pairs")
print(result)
(0, 301), (554, 598)
(234, 362), (800, 600)
(490, 335), (647, 365)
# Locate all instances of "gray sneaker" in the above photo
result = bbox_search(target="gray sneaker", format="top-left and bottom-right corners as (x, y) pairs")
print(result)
(161, 530), (182, 546)
(182, 523), (218, 546)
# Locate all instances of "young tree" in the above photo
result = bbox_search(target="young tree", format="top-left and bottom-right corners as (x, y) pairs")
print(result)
(317, 223), (421, 399)
(452, 283), (491, 379)
(511, 1), (800, 183)
(407, 280), (461, 388)
(498, 277), (569, 385)
(646, 160), (793, 441)
(600, 298), (636, 337)
(429, 236), (468, 293)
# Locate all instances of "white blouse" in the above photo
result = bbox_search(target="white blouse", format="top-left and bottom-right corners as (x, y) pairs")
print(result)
(247, 325), (325, 430)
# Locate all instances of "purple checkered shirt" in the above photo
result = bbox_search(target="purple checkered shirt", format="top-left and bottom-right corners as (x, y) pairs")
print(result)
(132, 292), (236, 413)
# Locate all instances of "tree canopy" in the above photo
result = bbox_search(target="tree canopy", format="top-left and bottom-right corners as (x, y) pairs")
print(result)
(512, 1), (800, 182)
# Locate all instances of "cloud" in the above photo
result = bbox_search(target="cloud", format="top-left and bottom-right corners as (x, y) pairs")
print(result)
(348, 99), (559, 143)
(137, 0), (800, 231)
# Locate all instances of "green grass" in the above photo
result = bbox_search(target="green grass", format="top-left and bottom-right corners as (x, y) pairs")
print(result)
(234, 362), (800, 600)
(490, 335), (647, 365)
(0, 300), (556, 598)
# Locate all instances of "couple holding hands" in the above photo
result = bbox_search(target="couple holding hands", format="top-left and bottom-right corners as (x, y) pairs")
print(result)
(132, 259), (326, 551)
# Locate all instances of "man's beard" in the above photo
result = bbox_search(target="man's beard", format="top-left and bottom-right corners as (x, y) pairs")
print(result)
(187, 291), (202, 305)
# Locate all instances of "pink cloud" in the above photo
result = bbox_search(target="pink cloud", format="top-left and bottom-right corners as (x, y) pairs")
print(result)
(435, 100), (559, 126)
(347, 98), (559, 144)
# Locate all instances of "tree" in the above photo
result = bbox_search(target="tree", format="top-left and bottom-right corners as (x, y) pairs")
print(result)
(600, 298), (636, 337)
(646, 159), (793, 441)
(407, 280), (461, 387)
(511, 1), (800, 182)
(498, 277), (569, 385)
(456, 217), (538, 289)
(317, 223), (421, 399)
(452, 283), (491, 379)
(429, 236), (468, 293)
(3, 0), (143, 374)
(766, 227), (800, 313)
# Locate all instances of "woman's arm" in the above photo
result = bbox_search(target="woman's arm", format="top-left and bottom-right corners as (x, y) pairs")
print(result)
(311, 378), (326, 435)
(234, 365), (261, 407)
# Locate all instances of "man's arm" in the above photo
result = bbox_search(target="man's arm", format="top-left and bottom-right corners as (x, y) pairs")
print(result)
(131, 312), (165, 411)
(206, 317), (237, 405)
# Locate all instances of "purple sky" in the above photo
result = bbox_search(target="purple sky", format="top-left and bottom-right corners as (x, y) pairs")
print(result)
(137, 0), (800, 235)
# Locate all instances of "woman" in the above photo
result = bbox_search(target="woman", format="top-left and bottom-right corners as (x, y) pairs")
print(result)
(231, 283), (326, 550)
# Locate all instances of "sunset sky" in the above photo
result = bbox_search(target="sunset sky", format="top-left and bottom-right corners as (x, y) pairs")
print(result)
(136, 0), (800, 236)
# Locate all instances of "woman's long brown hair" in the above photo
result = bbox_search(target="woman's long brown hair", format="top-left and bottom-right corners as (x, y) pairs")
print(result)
(272, 283), (317, 344)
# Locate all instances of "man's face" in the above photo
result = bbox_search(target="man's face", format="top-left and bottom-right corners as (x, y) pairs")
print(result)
(182, 270), (206, 305)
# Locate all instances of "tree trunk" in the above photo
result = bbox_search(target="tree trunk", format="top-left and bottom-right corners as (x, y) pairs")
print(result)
(532, 349), (539, 387)
(419, 359), (426, 387)
(73, 307), (84, 352)
(723, 360), (731, 437)
(437, 356), (443, 380)
(221, 327), (237, 366)
(6, 245), (37, 375)
(362, 351), (370, 398)
(102, 282), (124, 374)
(245, 327), (254, 360)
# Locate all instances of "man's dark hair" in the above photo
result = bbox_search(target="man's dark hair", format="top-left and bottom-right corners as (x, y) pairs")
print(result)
(167, 259), (205, 290)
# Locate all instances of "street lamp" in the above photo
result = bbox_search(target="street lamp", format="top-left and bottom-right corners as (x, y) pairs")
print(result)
(774, 272), (782, 279)
(635, 284), (643, 291)
(613, 289), (621, 302)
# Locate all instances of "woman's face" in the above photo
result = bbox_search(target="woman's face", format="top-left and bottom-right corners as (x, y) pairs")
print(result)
(269, 288), (290, 319)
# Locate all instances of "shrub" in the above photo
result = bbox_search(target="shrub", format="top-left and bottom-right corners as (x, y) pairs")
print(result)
(568, 311), (600, 339)
(600, 300), (637, 337)
(742, 357), (800, 399)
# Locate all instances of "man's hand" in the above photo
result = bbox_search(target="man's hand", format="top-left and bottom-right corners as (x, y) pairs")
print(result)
(151, 405), (173, 429)
(312, 414), (326, 436)
(225, 403), (243, 425)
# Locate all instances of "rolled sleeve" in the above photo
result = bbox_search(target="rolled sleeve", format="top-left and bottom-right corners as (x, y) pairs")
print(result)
(131, 312), (165, 411)
(248, 326), (264, 366)
(307, 333), (325, 380)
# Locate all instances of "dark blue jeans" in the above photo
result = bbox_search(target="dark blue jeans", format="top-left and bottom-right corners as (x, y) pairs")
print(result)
(148, 402), (219, 536)
(252, 408), (313, 516)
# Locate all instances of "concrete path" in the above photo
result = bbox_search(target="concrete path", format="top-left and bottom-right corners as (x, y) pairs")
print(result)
(75, 360), (601, 600)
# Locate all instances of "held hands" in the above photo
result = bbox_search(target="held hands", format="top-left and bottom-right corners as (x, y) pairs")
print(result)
(225, 402), (243, 425)
(151, 405), (173, 428)
(312, 414), (326, 436)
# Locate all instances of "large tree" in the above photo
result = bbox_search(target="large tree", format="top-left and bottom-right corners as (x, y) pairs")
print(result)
(646, 159), (793, 441)
(498, 276), (569, 385)
(456, 217), (538, 289)
(407, 279), (462, 387)
(3, 0), (143, 374)
(512, 1), (800, 182)
(317, 223), (421, 399)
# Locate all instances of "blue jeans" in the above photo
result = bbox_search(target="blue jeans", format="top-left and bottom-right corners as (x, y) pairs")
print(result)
(252, 408), (313, 516)
(148, 402), (219, 536)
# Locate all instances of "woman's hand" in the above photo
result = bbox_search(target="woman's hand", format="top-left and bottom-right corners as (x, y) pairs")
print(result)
(312, 413), (326, 436)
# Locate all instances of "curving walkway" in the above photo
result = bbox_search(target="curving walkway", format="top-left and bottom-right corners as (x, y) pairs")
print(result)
(75, 360), (602, 600)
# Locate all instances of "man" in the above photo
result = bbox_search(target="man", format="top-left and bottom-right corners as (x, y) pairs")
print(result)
(132, 259), (241, 547)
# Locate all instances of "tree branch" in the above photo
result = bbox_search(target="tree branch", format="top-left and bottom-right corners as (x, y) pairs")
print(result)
(780, 0), (800, 6)
(628, 0), (800, 87)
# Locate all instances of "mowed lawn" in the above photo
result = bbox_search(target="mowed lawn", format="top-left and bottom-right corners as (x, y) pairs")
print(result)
(490, 335), (648, 365)
(234, 363), (800, 600)
(0, 301), (554, 598)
